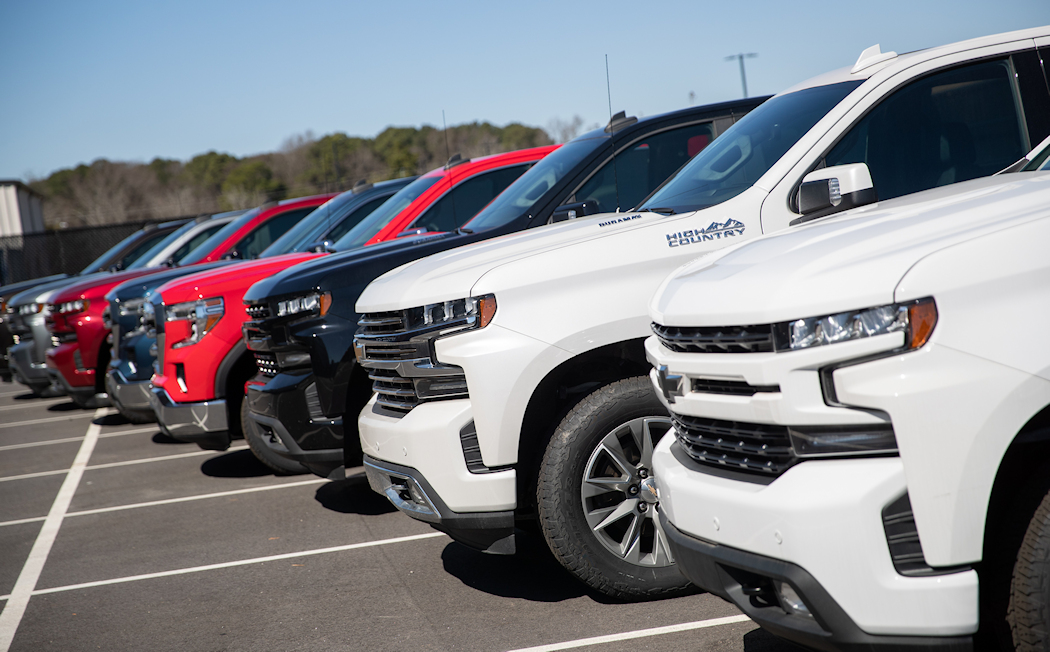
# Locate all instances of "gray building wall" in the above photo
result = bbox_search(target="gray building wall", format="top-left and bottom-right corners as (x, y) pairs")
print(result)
(0, 181), (45, 237)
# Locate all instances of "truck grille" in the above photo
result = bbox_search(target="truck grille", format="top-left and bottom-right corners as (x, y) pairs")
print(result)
(357, 310), (469, 413)
(672, 414), (796, 476)
(245, 303), (270, 320)
(254, 352), (279, 377)
(358, 311), (405, 335)
(368, 368), (418, 412)
(652, 322), (774, 353)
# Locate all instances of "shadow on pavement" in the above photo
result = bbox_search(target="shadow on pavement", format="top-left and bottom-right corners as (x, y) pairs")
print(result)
(314, 477), (397, 516)
(151, 432), (187, 444)
(200, 449), (272, 478)
(743, 627), (807, 650)
(12, 391), (44, 400)
(440, 530), (615, 603)
(47, 401), (82, 412)
(93, 412), (131, 425)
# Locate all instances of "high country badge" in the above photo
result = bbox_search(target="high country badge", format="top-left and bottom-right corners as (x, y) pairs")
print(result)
(666, 219), (745, 247)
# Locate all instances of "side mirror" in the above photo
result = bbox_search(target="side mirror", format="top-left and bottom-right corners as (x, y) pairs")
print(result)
(221, 250), (242, 260)
(306, 240), (336, 254)
(550, 200), (601, 224)
(162, 256), (177, 268)
(793, 163), (877, 225)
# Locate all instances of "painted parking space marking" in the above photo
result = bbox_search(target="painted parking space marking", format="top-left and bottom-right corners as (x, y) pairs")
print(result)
(0, 407), (106, 652)
(0, 444), (250, 483)
(0, 478), (328, 528)
(0, 398), (70, 412)
(0, 413), (98, 430)
(0, 426), (161, 452)
(504, 614), (753, 652)
(0, 532), (446, 601)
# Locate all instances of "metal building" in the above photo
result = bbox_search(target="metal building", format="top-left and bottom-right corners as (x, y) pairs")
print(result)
(0, 181), (45, 237)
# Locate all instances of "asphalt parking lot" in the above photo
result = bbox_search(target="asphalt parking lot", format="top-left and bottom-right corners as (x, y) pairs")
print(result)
(0, 384), (800, 652)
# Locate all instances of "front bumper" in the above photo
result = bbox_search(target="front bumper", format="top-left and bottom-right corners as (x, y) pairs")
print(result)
(244, 371), (343, 478)
(105, 368), (154, 421)
(9, 340), (51, 390)
(149, 387), (229, 450)
(363, 455), (515, 554)
(660, 512), (972, 651)
(653, 435), (979, 640)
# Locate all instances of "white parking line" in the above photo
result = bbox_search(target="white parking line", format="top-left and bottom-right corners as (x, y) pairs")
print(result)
(0, 426), (160, 452)
(0, 398), (70, 412)
(0, 532), (446, 601)
(0, 478), (328, 529)
(0, 407), (106, 651)
(0, 413), (97, 430)
(504, 614), (753, 652)
(0, 444), (250, 483)
(0, 389), (34, 397)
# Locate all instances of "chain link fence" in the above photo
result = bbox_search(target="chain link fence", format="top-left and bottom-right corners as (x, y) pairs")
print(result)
(0, 219), (182, 286)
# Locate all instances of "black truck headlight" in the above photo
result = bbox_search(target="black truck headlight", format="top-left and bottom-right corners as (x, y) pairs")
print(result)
(788, 423), (897, 457)
(118, 297), (146, 317)
(277, 292), (332, 318)
(165, 297), (224, 348)
(774, 298), (936, 352)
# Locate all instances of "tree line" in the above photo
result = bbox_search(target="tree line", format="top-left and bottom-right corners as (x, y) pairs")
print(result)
(30, 121), (555, 228)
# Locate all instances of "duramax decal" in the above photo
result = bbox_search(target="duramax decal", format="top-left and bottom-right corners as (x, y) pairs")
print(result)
(666, 219), (745, 247)
(598, 214), (643, 228)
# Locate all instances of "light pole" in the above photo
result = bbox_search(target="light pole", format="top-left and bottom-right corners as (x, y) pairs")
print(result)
(725, 52), (758, 98)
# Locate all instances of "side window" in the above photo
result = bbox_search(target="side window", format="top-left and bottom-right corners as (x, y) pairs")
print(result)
(170, 223), (225, 263)
(326, 196), (389, 243)
(116, 229), (172, 269)
(573, 122), (716, 212)
(232, 208), (314, 259)
(410, 164), (532, 233)
(825, 58), (1027, 202)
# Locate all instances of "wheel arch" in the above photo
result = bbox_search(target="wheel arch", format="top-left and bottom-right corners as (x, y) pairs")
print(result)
(514, 337), (651, 517)
(217, 342), (257, 437)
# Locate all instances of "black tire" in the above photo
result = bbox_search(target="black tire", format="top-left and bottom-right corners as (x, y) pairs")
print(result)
(1009, 487), (1050, 650)
(241, 401), (309, 475)
(536, 376), (693, 600)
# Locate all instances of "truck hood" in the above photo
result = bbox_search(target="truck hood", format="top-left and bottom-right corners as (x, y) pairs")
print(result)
(357, 210), (672, 311)
(158, 253), (322, 303)
(50, 267), (167, 305)
(651, 172), (1050, 326)
(109, 260), (234, 303)
(8, 273), (108, 308)
(0, 274), (69, 300)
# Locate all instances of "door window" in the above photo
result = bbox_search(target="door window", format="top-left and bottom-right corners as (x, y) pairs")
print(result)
(574, 122), (717, 213)
(409, 164), (533, 234)
(170, 223), (226, 263)
(824, 59), (1027, 202)
(231, 207), (314, 259)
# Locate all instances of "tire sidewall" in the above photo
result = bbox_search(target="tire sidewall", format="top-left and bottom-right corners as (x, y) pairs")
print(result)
(538, 376), (687, 596)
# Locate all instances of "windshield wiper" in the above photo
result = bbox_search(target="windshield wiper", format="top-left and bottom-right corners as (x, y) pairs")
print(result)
(644, 207), (677, 215)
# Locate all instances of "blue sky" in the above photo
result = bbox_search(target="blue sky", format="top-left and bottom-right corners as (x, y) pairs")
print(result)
(1, 0), (1047, 180)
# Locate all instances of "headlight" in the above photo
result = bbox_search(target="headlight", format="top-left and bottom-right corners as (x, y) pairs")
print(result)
(403, 294), (497, 333)
(165, 297), (224, 348)
(19, 303), (45, 316)
(277, 291), (332, 318)
(56, 300), (89, 315)
(774, 298), (936, 352)
(118, 297), (146, 317)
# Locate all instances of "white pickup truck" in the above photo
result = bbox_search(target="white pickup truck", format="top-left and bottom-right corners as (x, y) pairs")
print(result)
(355, 26), (1050, 599)
(646, 168), (1050, 650)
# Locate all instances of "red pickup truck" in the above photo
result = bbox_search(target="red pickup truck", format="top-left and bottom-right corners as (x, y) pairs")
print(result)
(149, 146), (558, 472)
(44, 195), (335, 407)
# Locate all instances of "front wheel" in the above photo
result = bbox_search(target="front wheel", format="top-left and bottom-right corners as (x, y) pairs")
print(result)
(536, 376), (692, 600)
(242, 401), (309, 475)
(1009, 487), (1050, 650)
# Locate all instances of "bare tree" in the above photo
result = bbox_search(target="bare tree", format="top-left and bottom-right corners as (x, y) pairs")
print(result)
(546, 115), (585, 144)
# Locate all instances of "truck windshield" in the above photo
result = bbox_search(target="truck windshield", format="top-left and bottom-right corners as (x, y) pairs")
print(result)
(461, 138), (604, 232)
(332, 175), (442, 252)
(126, 220), (199, 270)
(178, 207), (262, 265)
(640, 81), (862, 215)
(77, 230), (144, 275)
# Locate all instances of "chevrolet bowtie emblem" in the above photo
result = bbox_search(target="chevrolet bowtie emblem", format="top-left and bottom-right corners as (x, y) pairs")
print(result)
(657, 365), (684, 404)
